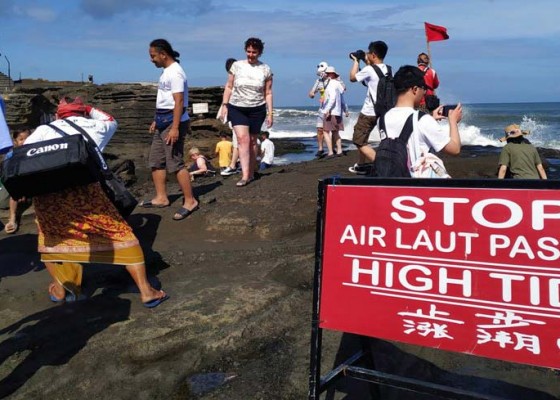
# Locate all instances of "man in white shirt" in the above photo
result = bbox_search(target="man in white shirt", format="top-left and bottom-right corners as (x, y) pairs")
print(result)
(144, 39), (199, 221)
(348, 41), (389, 174)
(374, 65), (462, 171)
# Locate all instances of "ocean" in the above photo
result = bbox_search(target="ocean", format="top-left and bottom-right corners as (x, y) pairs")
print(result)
(269, 102), (560, 169)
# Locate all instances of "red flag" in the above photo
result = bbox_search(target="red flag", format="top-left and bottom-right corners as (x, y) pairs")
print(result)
(425, 22), (449, 42)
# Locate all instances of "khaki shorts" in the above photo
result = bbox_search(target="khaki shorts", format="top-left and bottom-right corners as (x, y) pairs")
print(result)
(352, 113), (377, 147)
(149, 120), (190, 173)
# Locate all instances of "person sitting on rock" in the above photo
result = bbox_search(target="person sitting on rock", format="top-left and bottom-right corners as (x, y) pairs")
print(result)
(498, 124), (547, 179)
(188, 147), (216, 180)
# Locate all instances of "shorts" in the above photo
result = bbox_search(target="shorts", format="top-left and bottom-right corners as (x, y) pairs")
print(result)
(316, 113), (325, 129)
(149, 120), (190, 173)
(227, 103), (266, 135)
(323, 115), (344, 132)
(352, 113), (378, 147)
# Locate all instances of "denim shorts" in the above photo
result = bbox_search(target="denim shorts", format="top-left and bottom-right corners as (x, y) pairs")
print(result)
(227, 103), (266, 135)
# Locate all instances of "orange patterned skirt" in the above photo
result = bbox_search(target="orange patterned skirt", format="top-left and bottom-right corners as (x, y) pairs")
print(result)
(34, 182), (144, 265)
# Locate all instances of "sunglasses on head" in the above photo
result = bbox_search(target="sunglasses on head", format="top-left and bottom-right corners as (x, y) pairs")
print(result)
(507, 130), (518, 135)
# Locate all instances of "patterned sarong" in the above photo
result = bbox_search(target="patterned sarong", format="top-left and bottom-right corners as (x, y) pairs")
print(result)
(34, 182), (144, 265)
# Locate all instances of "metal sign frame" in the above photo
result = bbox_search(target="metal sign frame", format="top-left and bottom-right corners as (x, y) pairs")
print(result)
(309, 176), (560, 400)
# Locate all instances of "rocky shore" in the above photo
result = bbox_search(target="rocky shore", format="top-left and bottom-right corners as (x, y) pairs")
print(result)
(1, 82), (559, 399)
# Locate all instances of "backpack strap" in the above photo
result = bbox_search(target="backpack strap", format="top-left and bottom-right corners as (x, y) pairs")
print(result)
(397, 113), (415, 143)
(371, 64), (383, 79)
(378, 114), (387, 139)
(399, 111), (427, 142)
(60, 119), (111, 176)
(372, 64), (392, 78)
(62, 119), (97, 146)
(379, 110), (421, 142)
(370, 65), (392, 106)
(47, 122), (70, 137)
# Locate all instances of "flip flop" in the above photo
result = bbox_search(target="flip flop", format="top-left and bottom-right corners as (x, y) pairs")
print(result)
(143, 291), (170, 308)
(172, 204), (199, 221)
(49, 294), (65, 303)
(139, 200), (169, 208)
(4, 221), (18, 234)
(236, 179), (250, 187)
(49, 292), (86, 303)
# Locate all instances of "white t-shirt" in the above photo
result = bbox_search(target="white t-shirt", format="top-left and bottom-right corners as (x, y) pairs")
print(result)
(373, 107), (451, 168)
(156, 61), (189, 122)
(355, 63), (388, 116)
(320, 79), (346, 117)
(229, 60), (272, 108)
(260, 138), (275, 164)
(25, 108), (118, 151)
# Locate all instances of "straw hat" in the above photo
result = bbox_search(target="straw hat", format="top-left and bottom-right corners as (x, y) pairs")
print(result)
(500, 124), (530, 142)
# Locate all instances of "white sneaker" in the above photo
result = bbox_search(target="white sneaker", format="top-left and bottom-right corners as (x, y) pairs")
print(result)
(348, 163), (369, 175)
(221, 167), (238, 176)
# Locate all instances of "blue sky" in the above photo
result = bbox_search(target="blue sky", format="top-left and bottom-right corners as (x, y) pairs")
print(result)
(1, 0), (559, 106)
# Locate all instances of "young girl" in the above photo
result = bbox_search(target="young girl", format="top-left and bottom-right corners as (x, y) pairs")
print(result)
(4, 127), (31, 234)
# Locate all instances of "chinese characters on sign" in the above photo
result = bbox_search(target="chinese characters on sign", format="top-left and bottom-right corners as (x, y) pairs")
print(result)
(319, 185), (560, 369)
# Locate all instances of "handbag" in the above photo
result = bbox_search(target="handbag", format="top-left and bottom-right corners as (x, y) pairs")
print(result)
(1, 130), (98, 200)
(62, 120), (138, 217)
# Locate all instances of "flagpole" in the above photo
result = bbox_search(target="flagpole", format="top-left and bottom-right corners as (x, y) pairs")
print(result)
(426, 36), (432, 69)
(425, 29), (434, 95)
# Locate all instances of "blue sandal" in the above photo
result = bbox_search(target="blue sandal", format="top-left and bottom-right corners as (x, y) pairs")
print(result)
(143, 291), (170, 308)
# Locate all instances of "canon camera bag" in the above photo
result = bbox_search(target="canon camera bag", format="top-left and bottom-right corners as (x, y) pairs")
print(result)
(59, 120), (138, 217)
(1, 126), (98, 200)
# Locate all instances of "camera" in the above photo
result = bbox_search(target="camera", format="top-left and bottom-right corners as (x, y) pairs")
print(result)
(349, 50), (366, 63)
(441, 104), (458, 117)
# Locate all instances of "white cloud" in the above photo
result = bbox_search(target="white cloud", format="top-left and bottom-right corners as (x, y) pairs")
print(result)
(25, 6), (56, 22)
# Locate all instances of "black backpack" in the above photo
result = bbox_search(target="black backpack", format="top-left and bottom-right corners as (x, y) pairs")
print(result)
(373, 111), (426, 177)
(371, 65), (397, 117)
